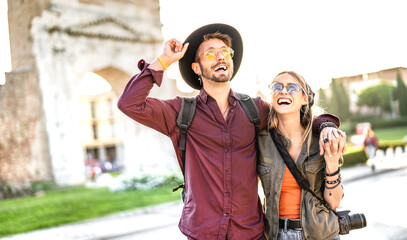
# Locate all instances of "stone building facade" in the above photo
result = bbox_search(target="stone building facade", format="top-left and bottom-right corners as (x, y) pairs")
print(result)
(0, 0), (188, 197)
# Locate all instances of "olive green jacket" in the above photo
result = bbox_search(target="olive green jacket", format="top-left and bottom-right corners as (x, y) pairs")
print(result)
(257, 129), (340, 240)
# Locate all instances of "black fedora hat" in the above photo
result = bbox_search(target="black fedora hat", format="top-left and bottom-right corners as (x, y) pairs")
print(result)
(179, 23), (243, 90)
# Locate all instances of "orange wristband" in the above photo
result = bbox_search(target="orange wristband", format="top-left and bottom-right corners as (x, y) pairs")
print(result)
(158, 56), (167, 70)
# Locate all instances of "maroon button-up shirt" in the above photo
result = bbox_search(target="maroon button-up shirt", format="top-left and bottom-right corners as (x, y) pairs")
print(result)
(117, 60), (338, 240)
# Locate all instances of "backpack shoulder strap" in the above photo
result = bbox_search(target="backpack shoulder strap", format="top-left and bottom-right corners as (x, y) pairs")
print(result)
(176, 97), (196, 177)
(236, 92), (260, 135)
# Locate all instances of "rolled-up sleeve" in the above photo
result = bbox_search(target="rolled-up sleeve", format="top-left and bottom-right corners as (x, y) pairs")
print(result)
(312, 113), (340, 134)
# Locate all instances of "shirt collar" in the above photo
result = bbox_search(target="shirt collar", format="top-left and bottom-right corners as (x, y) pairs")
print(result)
(198, 88), (238, 107)
(276, 129), (292, 149)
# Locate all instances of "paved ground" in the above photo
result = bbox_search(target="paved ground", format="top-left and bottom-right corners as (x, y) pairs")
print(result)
(1, 163), (405, 240)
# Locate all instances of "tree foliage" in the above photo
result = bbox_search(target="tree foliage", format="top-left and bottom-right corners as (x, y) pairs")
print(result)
(329, 79), (351, 120)
(395, 71), (407, 116)
(318, 88), (328, 110)
(357, 83), (396, 113)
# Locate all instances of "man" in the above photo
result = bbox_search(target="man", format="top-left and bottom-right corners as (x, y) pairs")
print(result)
(118, 23), (345, 240)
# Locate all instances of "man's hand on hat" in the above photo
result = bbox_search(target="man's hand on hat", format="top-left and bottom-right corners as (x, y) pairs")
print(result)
(150, 39), (189, 71)
(164, 38), (189, 61)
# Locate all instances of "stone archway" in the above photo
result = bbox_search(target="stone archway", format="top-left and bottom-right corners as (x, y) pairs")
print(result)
(77, 66), (131, 177)
(1, 0), (191, 195)
(3, 0), (164, 187)
(93, 66), (130, 97)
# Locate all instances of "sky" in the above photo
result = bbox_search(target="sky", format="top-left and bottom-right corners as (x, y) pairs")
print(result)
(1, 0), (407, 95)
(159, 0), (407, 95)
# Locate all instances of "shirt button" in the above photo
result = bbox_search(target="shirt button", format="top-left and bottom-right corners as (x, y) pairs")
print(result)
(226, 192), (230, 197)
(224, 129), (227, 132)
(224, 149), (228, 152)
(224, 213), (229, 217)
(225, 170), (230, 175)
(231, 109), (234, 112)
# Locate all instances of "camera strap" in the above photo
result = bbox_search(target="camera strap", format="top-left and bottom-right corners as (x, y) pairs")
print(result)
(269, 128), (338, 215)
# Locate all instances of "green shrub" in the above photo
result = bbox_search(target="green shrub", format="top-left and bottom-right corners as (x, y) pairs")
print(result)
(338, 121), (355, 135)
(341, 141), (407, 168)
(369, 116), (407, 129)
(31, 181), (57, 192)
(114, 172), (183, 192)
(342, 147), (367, 168)
(377, 140), (407, 151)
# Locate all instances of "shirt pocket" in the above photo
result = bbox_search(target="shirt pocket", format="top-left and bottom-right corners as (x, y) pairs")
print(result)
(257, 162), (273, 200)
(304, 159), (325, 193)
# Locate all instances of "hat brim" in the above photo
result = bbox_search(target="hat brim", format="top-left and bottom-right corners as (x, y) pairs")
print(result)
(179, 23), (243, 90)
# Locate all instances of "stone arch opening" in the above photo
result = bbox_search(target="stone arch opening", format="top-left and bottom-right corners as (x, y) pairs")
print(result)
(77, 66), (131, 177)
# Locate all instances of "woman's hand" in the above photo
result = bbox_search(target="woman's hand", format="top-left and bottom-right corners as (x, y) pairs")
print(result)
(319, 127), (347, 157)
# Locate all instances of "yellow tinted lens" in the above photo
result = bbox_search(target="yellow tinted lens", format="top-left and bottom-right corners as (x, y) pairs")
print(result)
(220, 48), (230, 59)
(204, 49), (217, 60)
(221, 48), (234, 59)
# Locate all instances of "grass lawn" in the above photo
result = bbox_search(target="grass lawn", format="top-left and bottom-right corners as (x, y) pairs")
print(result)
(0, 186), (180, 238)
(373, 126), (407, 142)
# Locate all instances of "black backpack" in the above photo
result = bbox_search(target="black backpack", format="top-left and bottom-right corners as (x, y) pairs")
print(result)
(173, 93), (260, 202)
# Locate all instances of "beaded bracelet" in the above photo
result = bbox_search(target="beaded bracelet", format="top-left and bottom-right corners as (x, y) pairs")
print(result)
(325, 175), (341, 185)
(318, 121), (338, 135)
(325, 168), (340, 177)
(325, 181), (341, 190)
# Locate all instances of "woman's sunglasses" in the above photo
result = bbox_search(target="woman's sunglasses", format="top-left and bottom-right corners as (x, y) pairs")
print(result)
(268, 82), (305, 95)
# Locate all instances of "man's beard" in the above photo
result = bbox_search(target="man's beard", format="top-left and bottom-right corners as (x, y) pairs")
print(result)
(199, 62), (233, 83)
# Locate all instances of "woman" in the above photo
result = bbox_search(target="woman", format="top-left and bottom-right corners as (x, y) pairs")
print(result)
(258, 71), (344, 240)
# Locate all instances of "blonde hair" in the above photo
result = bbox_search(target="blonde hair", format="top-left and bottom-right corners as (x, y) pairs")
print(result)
(268, 71), (314, 152)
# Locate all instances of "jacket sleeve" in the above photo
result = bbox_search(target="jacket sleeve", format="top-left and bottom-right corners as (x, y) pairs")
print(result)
(117, 60), (180, 136)
(312, 113), (341, 135)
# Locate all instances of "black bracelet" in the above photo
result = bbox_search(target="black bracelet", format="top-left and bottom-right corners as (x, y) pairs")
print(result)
(325, 175), (341, 185)
(325, 181), (341, 190)
(318, 121), (338, 135)
(325, 168), (340, 176)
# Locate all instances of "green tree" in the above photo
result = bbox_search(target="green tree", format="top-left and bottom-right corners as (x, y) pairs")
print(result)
(395, 71), (407, 116)
(357, 83), (396, 114)
(329, 79), (351, 120)
(318, 88), (328, 110)
(338, 80), (351, 120)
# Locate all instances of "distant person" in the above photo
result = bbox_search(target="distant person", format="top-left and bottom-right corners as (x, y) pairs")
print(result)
(363, 128), (379, 171)
(117, 23), (346, 239)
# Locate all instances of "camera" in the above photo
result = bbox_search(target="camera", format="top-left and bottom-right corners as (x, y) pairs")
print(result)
(337, 210), (367, 235)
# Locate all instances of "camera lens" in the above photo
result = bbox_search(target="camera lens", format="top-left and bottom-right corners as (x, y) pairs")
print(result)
(349, 213), (367, 230)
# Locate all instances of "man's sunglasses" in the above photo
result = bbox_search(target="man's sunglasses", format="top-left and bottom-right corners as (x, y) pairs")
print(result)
(268, 82), (305, 95)
(199, 47), (234, 60)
